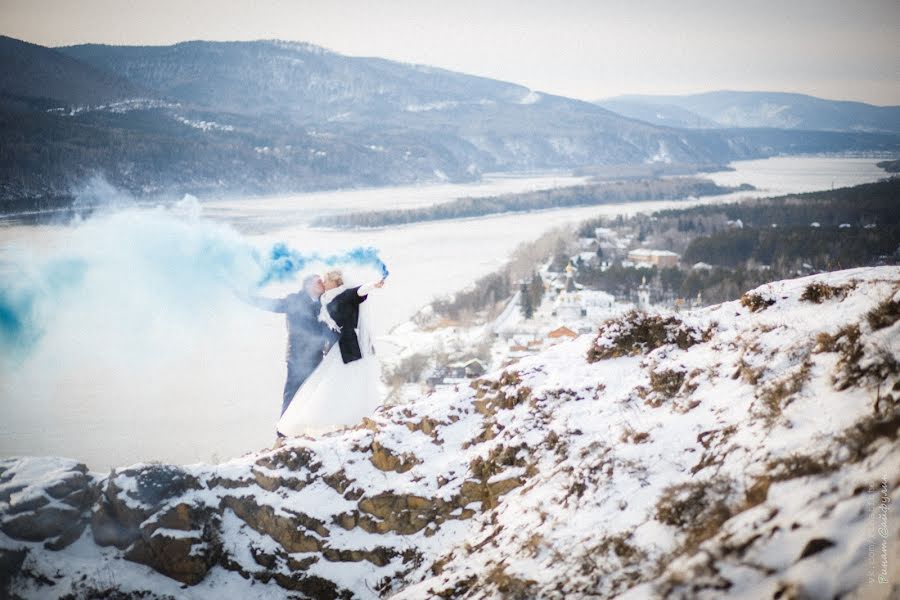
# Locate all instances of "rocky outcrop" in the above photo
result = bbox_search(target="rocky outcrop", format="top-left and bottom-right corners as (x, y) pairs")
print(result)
(90, 464), (203, 549)
(122, 502), (220, 585)
(0, 458), (98, 552)
(1, 267), (898, 599)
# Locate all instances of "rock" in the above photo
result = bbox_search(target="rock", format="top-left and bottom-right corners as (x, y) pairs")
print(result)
(369, 441), (420, 473)
(255, 446), (321, 473)
(91, 482), (150, 549)
(0, 547), (28, 591)
(357, 493), (441, 535)
(4, 493), (51, 516)
(124, 503), (221, 585)
(220, 496), (326, 553)
(352, 485), (503, 535)
(0, 483), (27, 505)
(405, 417), (443, 437)
(798, 538), (836, 560)
(43, 520), (87, 551)
(44, 466), (90, 499)
(251, 447), (322, 492)
(2, 506), (82, 541)
(0, 458), (97, 549)
(249, 544), (279, 569)
(286, 554), (319, 571)
(271, 572), (351, 599)
(322, 545), (397, 566)
(91, 464), (201, 549)
(335, 512), (357, 529)
(322, 469), (353, 495)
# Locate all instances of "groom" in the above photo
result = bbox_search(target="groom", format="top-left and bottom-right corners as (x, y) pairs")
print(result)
(253, 274), (338, 418)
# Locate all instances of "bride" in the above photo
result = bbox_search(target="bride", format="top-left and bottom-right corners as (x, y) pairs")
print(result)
(276, 269), (385, 437)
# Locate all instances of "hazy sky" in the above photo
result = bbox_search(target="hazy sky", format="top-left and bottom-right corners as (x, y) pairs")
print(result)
(2, 0), (898, 104)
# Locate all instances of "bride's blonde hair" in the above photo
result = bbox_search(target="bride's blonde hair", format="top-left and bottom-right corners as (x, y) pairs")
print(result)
(323, 269), (344, 287)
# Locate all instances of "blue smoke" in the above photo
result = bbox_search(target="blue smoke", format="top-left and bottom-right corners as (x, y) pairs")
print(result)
(0, 258), (88, 355)
(260, 243), (389, 286)
(0, 205), (389, 362)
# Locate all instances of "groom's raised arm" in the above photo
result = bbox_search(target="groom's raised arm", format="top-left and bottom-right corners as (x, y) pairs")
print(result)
(247, 293), (289, 313)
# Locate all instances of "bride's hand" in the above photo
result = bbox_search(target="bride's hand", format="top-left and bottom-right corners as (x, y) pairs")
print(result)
(374, 279), (385, 288)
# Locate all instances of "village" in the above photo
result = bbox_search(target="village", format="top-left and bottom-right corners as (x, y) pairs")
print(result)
(381, 221), (712, 401)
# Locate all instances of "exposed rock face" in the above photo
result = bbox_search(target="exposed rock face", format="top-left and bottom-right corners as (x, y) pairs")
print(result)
(0, 458), (97, 551)
(122, 501), (220, 585)
(1, 267), (898, 599)
(90, 464), (203, 550)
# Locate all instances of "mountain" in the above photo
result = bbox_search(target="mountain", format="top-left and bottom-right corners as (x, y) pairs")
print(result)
(597, 91), (900, 133)
(0, 35), (145, 110)
(55, 39), (746, 170)
(2, 266), (897, 598)
(595, 97), (720, 130)
(57, 40), (550, 123)
(1, 36), (899, 212)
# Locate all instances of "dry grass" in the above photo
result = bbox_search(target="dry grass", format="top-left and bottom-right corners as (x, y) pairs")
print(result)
(755, 358), (812, 425)
(430, 574), (477, 598)
(469, 444), (528, 481)
(800, 281), (856, 304)
(465, 371), (532, 449)
(740, 292), (775, 312)
(732, 340), (766, 385)
(620, 426), (651, 444)
(691, 425), (738, 475)
(645, 368), (687, 407)
(833, 412), (900, 462)
(815, 324), (898, 391)
(753, 411), (900, 505)
(866, 295), (900, 330)
(484, 561), (538, 599)
(655, 477), (735, 553)
(587, 311), (710, 363)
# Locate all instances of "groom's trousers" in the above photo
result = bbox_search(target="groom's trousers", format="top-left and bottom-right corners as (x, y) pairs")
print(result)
(281, 350), (323, 416)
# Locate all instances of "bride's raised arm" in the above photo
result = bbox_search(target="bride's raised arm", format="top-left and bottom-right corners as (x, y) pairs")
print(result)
(356, 278), (385, 296)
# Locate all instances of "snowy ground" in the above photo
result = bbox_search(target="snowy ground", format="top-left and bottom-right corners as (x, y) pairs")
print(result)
(2, 266), (897, 598)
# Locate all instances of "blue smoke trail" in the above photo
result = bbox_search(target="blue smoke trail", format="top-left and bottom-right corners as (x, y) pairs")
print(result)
(0, 258), (87, 356)
(0, 216), (390, 360)
(259, 243), (389, 286)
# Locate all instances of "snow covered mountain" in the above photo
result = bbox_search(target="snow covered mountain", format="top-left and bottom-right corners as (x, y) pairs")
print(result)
(3, 36), (900, 212)
(1, 267), (898, 599)
(52, 39), (753, 172)
(596, 91), (900, 133)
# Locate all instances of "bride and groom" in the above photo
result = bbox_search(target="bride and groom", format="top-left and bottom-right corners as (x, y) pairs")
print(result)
(255, 269), (385, 438)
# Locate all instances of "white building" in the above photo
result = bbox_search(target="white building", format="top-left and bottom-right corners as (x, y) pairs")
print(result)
(637, 276), (651, 309)
(554, 263), (584, 321)
(553, 262), (616, 323)
(627, 248), (680, 268)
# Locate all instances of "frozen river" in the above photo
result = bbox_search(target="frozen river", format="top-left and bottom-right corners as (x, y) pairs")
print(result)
(0, 157), (889, 470)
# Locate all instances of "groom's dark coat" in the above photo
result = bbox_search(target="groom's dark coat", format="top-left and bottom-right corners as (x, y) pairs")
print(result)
(325, 286), (369, 364)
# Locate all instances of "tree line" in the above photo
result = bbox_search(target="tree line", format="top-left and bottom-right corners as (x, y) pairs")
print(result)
(312, 178), (755, 229)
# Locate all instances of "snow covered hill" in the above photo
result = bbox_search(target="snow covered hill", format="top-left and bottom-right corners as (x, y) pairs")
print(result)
(596, 91), (900, 133)
(5, 36), (899, 210)
(2, 267), (898, 599)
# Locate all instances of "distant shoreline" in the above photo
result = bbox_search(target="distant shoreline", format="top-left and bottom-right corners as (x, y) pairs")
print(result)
(310, 177), (756, 230)
(2, 154), (894, 227)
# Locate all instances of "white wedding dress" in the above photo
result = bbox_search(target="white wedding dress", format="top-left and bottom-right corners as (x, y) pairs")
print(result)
(276, 283), (384, 437)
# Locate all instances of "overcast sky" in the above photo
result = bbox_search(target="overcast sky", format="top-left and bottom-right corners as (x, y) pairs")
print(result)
(3, 0), (898, 104)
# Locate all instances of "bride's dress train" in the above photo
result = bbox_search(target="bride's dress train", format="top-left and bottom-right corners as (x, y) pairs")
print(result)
(276, 284), (383, 437)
